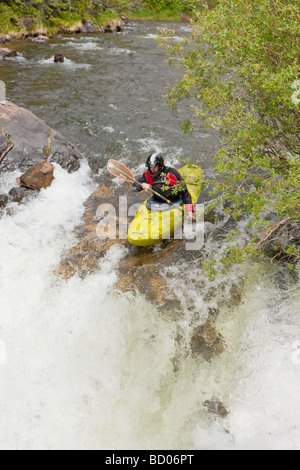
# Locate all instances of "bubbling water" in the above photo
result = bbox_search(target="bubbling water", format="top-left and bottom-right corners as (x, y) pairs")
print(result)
(0, 163), (299, 450)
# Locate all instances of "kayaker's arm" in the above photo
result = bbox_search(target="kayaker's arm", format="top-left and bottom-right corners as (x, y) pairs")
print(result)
(132, 174), (147, 192)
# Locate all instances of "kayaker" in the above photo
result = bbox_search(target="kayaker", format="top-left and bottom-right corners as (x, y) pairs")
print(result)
(133, 153), (195, 220)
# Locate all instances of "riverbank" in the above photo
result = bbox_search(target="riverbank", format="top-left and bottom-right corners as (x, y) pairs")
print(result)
(0, 17), (124, 42)
(0, 4), (191, 41)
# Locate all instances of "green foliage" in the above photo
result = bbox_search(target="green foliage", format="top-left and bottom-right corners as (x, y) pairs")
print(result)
(142, 0), (190, 13)
(0, 0), (136, 32)
(158, 0), (300, 270)
(135, 0), (217, 18)
(0, 0), (202, 32)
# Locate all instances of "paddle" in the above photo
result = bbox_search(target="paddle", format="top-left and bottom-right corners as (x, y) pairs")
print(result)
(107, 159), (185, 212)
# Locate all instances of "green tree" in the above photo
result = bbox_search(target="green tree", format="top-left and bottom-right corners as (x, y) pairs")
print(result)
(159, 0), (300, 270)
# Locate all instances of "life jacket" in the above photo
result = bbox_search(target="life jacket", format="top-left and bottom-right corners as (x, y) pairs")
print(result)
(145, 169), (179, 186)
(145, 168), (181, 201)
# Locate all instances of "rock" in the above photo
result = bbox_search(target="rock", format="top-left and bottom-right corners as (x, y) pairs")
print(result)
(104, 25), (113, 33)
(0, 101), (82, 173)
(190, 320), (226, 361)
(0, 34), (7, 44)
(30, 36), (49, 44)
(54, 54), (64, 63)
(203, 398), (229, 418)
(0, 134), (10, 154)
(111, 19), (123, 32)
(19, 161), (55, 190)
(62, 22), (84, 34)
(82, 19), (96, 34)
(0, 48), (17, 60)
(0, 194), (8, 207)
(205, 209), (217, 224)
(229, 285), (242, 306)
(9, 186), (33, 203)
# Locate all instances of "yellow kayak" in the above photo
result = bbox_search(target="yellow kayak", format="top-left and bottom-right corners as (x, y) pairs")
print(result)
(127, 165), (203, 247)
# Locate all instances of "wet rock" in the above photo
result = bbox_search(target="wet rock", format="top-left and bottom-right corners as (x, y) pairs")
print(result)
(229, 284), (243, 306)
(0, 134), (10, 154)
(31, 35), (49, 44)
(54, 54), (64, 63)
(9, 186), (34, 203)
(57, 179), (131, 279)
(190, 320), (226, 361)
(0, 101), (81, 173)
(0, 194), (8, 207)
(62, 22), (84, 34)
(82, 19), (96, 34)
(104, 25), (113, 33)
(205, 209), (218, 224)
(0, 48), (17, 60)
(104, 20), (123, 33)
(18, 161), (55, 190)
(203, 398), (229, 418)
(56, 173), (179, 307)
(207, 307), (219, 320)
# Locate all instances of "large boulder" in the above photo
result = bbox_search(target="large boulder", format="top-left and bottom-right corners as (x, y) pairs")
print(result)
(0, 101), (82, 173)
(82, 19), (96, 34)
(18, 161), (55, 190)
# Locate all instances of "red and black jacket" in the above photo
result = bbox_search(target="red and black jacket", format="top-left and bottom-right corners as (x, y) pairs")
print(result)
(134, 167), (194, 212)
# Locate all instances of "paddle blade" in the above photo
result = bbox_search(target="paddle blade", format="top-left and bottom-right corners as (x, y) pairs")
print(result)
(107, 159), (135, 183)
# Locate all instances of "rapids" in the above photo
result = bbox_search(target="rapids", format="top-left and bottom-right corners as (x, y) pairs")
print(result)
(0, 20), (299, 450)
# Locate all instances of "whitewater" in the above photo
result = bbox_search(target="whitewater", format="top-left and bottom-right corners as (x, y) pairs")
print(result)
(0, 19), (299, 451)
(0, 162), (299, 450)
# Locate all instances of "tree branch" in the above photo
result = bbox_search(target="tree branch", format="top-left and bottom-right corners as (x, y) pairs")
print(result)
(254, 216), (291, 250)
(0, 143), (14, 165)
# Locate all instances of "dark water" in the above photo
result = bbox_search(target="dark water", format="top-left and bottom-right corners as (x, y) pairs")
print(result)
(0, 20), (219, 174)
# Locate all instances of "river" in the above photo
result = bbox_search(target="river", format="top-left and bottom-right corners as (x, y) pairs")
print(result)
(0, 20), (299, 450)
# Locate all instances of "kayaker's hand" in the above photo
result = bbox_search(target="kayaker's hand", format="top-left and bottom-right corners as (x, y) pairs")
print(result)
(142, 183), (150, 191)
(186, 211), (195, 221)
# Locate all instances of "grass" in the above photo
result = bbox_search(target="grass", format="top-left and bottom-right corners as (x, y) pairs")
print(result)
(128, 8), (188, 22)
(0, 4), (190, 36)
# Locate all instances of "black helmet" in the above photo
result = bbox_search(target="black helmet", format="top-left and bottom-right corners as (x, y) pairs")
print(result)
(146, 153), (165, 172)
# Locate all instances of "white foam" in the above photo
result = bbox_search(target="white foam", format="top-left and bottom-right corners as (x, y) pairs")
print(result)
(107, 47), (135, 56)
(63, 41), (103, 51)
(37, 57), (91, 69)
(103, 126), (115, 133)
